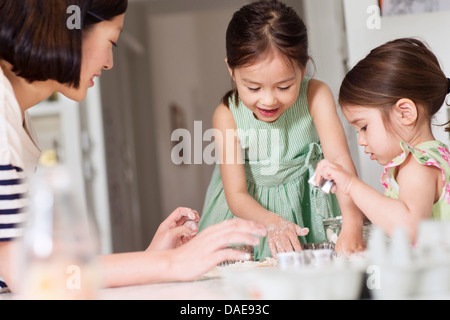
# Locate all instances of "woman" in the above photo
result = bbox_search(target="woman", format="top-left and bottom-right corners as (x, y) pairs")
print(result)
(0, 0), (266, 292)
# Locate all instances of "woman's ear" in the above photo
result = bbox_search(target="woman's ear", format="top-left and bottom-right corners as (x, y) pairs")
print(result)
(394, 98), (418, 126)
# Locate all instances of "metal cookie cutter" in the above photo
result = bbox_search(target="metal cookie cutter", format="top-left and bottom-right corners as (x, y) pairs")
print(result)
(308, 173), (335, 194)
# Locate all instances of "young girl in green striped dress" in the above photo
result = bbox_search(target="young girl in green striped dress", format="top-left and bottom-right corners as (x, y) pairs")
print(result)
(198, 0), (364, 260)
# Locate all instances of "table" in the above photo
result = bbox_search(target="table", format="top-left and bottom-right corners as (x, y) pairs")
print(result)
(0, 276), (234, 300)
(99, 278), (229, 300)
(0, 258), (365, 300)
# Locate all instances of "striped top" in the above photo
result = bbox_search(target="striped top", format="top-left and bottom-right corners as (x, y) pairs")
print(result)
(0, 67), (40, 242)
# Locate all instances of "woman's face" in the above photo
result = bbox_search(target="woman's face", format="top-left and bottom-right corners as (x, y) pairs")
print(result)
(59, 14), (125, 101)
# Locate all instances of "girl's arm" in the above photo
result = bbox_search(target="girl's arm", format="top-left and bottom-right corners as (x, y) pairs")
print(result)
(308, 80), (366, 252)
(213, 104), (308, 257)
(316, 156), (438, 241)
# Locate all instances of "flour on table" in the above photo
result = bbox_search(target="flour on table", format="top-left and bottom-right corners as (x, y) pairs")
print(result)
(200, 258), (277, 279)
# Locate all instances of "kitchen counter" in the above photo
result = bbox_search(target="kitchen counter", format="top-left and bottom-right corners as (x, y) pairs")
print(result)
(99, 278), (229, 300)
(0, 278), (229, 300)
(0, 259), (366, 300)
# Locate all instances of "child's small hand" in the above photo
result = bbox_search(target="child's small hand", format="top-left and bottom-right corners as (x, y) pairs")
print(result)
(267, 216), (309, 258)
(335, 225), (366, 254)
(315, 159), (355, 195)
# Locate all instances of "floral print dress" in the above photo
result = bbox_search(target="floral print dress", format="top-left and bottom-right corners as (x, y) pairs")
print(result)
(382, 140), (450, 218)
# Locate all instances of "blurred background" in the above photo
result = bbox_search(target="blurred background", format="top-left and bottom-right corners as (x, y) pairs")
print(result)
(29, 0), (450, 254)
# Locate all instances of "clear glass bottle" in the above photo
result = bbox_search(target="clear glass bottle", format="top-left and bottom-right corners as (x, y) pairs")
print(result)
(19, 166), (100, 299)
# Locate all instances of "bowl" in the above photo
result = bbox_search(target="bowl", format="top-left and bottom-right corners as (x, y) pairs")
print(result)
(323, 216), (372, 244)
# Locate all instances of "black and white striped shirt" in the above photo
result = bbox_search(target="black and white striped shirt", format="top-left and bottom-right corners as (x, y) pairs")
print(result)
(0, 68), (40, 242)
(0, 165), (28, 241)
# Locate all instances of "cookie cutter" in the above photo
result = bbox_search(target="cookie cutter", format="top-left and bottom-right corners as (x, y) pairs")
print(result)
(308, 173), (335, 194)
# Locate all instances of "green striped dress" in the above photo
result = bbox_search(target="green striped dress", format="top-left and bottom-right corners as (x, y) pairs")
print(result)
(198, 77), (341, 260)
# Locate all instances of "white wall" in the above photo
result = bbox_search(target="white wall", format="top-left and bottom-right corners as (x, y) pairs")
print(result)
(300, 0), (363, 182)
(146, 4), (248, 216)
(302, 0), (348, 99)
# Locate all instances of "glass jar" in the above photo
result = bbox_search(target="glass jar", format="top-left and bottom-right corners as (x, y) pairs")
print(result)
(19, 166), (100, 299)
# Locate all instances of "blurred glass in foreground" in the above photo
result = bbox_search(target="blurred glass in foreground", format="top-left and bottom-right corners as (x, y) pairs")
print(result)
(19, 166), (100, 299)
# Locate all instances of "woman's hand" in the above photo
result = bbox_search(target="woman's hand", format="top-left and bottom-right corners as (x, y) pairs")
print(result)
(147, 207), (200, 251)
(168, 218), (267, 281)
(266, 216), (309, 258)
(98, 218), (267, 287)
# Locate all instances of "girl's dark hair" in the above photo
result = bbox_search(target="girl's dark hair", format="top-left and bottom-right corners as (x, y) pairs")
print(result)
(0, 0), (128, 88)
(222, 0), (309, 107)
(339, 38), (450, 132)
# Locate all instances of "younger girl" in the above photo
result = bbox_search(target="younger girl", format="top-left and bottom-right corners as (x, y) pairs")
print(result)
(198, 0), (365, 259)
(315, 38), (450, 241)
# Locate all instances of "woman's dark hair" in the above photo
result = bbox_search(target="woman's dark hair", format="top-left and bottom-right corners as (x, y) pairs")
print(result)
(0, 0), (128, 88)
(222, 0), (309, 107)
(339, 38), (450, 132)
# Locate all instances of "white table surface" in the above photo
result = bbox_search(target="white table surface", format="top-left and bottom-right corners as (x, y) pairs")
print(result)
(98, 278), (230, 300)
(0, 277), (233, 300)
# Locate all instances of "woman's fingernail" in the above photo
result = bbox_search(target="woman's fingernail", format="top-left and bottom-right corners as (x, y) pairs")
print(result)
(241, 253), (251, 260)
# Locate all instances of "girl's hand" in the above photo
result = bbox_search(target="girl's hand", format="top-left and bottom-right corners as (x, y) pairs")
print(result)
(315, 159), (355, 195)
(266, 216), (309, 258)
(169, 218), (267, 281)
(147, 207), (200, 251)
(316, 159), (366, 253)
(335, 224), (366, 254)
